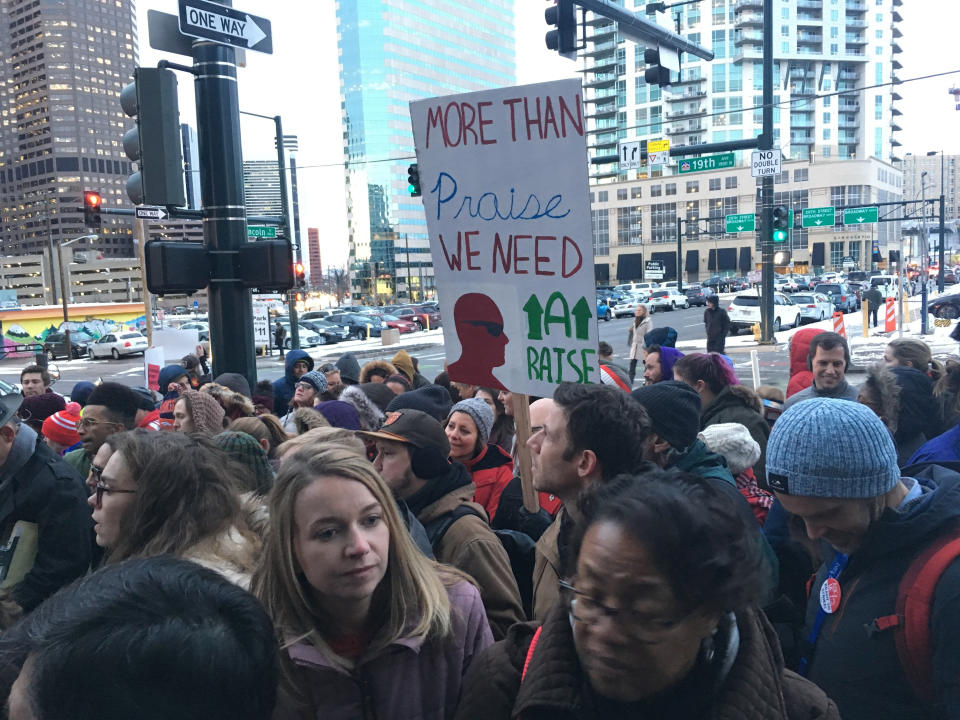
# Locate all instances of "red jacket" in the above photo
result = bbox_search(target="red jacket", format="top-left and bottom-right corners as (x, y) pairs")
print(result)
(786, 327), (824, 398)
(462, 444), (514, 522)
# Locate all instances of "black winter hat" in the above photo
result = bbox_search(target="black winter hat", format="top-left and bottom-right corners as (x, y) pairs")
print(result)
(336, 352), (361, 385)
(631, 380), (702, 451)
(357, 382), (396, 413)
(386, 384), (453, 423)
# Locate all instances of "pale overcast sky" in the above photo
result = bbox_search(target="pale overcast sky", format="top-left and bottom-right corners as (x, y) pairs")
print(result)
(137, 1), (960, 268)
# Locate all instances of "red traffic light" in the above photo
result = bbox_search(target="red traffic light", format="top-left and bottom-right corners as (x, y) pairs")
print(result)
(294, 262), (304, 275)
(84, 191), (101, 208)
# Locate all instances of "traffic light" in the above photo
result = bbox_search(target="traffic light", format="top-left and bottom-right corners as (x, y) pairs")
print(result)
(772, 205), (789, 243)
(644, 48), (670, 86)
(545, 0), (578, 60)
(120, 67), (185, 207)
(294, 261), (306, 289)
(82, 191), (102, 229)
(407, 163), (421, 197)
(774, 250), (792, 266)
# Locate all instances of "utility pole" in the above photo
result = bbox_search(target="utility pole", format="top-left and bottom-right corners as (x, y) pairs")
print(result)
(404, 233), (413, 301)
(193, 37), (256, 388)
(758, 0), (775, 343)
(921, 173), (929, 334)
(676, 216), (683, 293)
(939, 151), (946, 293)
(274, 115), (300, 349)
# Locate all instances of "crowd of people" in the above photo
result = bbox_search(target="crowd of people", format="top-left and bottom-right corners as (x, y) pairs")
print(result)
(0, 326), (959, 720)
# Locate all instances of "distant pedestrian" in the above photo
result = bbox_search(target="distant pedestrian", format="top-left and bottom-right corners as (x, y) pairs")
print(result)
(865, 285), (883, 328)
(273, 321), (286, 359)
(704, 295), (731, 353)
(627, 304), (652, 384)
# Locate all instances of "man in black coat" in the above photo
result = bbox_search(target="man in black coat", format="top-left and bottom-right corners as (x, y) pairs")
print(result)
(865, 285), (883, 328)
(0, 394), (91, 623)
(704, 295), (731, 353)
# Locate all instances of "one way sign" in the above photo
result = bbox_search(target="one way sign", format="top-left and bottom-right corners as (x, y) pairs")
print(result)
(178, 0), (272, 54)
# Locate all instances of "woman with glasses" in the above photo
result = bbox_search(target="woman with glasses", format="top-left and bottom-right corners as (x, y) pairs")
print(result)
(455, 469), (839, 720)
(89, 429), (259, 588)
(251, 446), (492, 719)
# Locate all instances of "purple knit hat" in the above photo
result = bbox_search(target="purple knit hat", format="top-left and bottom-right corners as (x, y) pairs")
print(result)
(314, 400), (362, 431)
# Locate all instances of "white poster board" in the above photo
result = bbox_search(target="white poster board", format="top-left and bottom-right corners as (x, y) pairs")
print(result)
(252, 303), (270, 347)
(410, 79), (598, 396)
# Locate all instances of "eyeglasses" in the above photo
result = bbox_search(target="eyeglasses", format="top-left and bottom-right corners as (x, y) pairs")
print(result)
(295, 382), (316, 392)
(77, 417), (120, 430)
(558, 579), (683, 644)
(463, 320), (504, 338)
(92, 478), (137, 509)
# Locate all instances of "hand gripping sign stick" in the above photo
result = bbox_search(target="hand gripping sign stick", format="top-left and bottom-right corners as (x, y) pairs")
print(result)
(512, 394), (540, 513)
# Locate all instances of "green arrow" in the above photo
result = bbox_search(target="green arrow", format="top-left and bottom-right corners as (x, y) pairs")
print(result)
(571, 296), (593, 340)
(522, 294), (544, 340)
(543, 292), (572, 338)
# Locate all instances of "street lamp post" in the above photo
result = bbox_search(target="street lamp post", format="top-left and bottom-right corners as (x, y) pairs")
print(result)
(57, 234), (97, 358)
(921, 172), (929, 334)
(928, 150), (947, 292)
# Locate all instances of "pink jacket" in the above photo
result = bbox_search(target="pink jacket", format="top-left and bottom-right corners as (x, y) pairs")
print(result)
(277, 580), (493, 720)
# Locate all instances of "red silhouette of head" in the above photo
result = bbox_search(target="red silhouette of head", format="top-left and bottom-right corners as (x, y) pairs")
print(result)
(448, 293), (508, 390)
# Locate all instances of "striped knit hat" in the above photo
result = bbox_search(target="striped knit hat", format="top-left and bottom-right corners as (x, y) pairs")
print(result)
(41, 402), (82, 447)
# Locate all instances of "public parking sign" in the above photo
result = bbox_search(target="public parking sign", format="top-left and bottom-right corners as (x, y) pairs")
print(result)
(178, 0), (273, 54)
(645, 260), (665, 279)
(750, 149), (782, 177)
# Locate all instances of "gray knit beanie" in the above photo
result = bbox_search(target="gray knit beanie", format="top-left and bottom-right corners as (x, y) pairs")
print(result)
(766, 397), (899, 498)
(448, 397), (494, 447)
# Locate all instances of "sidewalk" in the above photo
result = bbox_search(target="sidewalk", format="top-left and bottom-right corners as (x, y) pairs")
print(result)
(262, 328), (445, 367)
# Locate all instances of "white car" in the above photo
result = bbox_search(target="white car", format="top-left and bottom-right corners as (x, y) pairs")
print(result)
(791, 292), (833, 324)
(727, 290), (801, 333)
(87, 331), (149, 359)
(613, 293), (650, 318)
(614, 281), (659, 295)
(179, 321), (210, 340)
(279, 322), (322, 348)
(648, 288), (689, 312)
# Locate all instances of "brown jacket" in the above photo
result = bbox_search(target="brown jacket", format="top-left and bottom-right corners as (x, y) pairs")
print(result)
(454, 603), (840, 720)
(418, 482), (524, 640)
(530, 510), (564, 621)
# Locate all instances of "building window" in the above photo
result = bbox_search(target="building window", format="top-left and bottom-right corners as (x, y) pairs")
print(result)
(823, 128), (831, 140)
(725, 176), (738, 189)
(830, 186), (845, 207)
(651, 203), (678, 244)
(598, 191), (609, 202)
(849, 241), (861, 266)
(617, 188), (628, 201)
(686, 181), (700, 193)
(592, 209), (610, 256)
(651, 185), (663, 197)
(709, 178), (721, 191)
(793, 168), (809, 182)
(830, 241), (844, 268)
(781, 24), (790, 37)
(713, 65), (726, 93)
(712, 29), (726, 59)
(665, 183), (677, 196)
(708, 198), (723, 234)
(631, 186), (642, 199)
(875, 95), (883, 119)
(617, 206), (642, 246)
(686, 201), (700, 240)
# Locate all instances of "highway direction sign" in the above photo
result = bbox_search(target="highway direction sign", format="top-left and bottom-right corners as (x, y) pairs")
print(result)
(801, 206), (835, 228)
(725, 213), (755, 233)
(178, 0), (272, 54)
(842, 206), (879, 225)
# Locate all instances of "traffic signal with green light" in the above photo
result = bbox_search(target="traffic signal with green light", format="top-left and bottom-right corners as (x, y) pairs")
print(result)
(772, 205), (789, 243)
(407, 163), (421, 197)
(82, 191), (102, 229)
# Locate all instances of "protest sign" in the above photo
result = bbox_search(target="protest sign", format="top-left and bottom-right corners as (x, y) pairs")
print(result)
(410, 78), (597, 396)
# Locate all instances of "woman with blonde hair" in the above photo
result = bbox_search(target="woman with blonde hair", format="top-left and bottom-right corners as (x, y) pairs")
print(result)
(251, 446), (492, 719)
(628, 303), (652, 385)
(92, 430), (259, 588)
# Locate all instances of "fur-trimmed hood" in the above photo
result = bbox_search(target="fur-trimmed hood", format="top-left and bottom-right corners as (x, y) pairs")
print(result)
(201, 382), (255, 420)
(359, 359), (397, 384)
(340, 384), (385, 431)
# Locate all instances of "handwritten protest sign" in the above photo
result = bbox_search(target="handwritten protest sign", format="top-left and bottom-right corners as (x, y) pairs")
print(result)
(410, 78), (597, 396)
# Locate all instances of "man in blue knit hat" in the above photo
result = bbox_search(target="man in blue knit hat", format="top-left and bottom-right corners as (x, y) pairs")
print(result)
(767, 397), (960, 720)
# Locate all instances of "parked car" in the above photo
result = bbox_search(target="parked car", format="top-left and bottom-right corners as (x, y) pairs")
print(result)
(705, 276), (737, 292)
(791, 292), (833, 324)
(277, 322), (323, 348)
(178, 321), (210, 341)
(929, 295), (960, 319)
(381, 314), (419, 333)
(391, 306), (441, 330)
(813, 283), (857, 313)
(727, 291), (801, 334)
(595, 298), (611, 321)
(613, 293), (648, 318)
(846, 282), (866, 309)
(648, 289), (689, 312)
(614, 282), (659, 296)
(781, 276), (806, 293)
(43, 331), (95, 360)
(299, 320), (350, 344)
(327, 313), (383, 339)
(684, 285), (709, 307)
(88, 331), (149, 359)
(301, 310), (332, 321)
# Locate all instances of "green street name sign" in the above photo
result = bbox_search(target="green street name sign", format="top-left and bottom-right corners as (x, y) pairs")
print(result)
(247, 225), (277, 238)
(678, 152), (736, 175)
(842, 206), (879, 225)
(725, 213), (756, 233)
(801, 206), (835, 228)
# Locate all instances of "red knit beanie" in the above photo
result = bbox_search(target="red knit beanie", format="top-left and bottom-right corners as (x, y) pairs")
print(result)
(41, 402), (82, 447)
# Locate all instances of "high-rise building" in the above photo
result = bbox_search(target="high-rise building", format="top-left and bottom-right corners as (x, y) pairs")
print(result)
(582, 0), (903, 181)
(0, 0), (138, 259)
(337, 0), (516, 301)
(306, 227), (322, 288)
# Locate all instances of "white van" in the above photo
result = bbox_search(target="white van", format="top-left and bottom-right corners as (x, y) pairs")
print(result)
(615, 281), (660, 295)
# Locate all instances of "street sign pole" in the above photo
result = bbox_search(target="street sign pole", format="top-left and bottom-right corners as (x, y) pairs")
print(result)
(759, 0), (774, 343)
(192, 30), (257, 390)
(676, 216), (683, 294)
(273, 114), (300, 350)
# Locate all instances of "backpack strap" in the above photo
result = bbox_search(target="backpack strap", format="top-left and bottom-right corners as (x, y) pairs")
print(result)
(423, 505), (483, 554)
(520, 626), (543, 682)
(892, 527), (960, 705)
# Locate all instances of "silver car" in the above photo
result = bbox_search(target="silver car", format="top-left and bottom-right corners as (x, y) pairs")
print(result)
(791, 293), (833, 324)
(87, 331), (149, 359)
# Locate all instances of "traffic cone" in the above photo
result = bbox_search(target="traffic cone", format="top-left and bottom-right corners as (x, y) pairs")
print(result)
(885, 297), (896, 333)
(832, 311), (846, 338)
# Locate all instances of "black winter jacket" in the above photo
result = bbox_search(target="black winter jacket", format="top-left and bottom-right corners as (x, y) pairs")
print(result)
(803, 467), (960, 720)
(0, 436), (92, 612)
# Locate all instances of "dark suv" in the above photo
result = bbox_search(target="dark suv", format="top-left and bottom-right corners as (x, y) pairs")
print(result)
(43, 331), (95, 360)
(684, 286), (709, 306)
(327, 313), (383, 339)
(814, 283), (857, 313)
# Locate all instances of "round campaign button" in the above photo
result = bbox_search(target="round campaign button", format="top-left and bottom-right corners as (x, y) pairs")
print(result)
(819, 577), (842, 614)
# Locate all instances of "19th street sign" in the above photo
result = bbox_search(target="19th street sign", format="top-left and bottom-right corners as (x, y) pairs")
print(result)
(178, 0), (273, 54)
